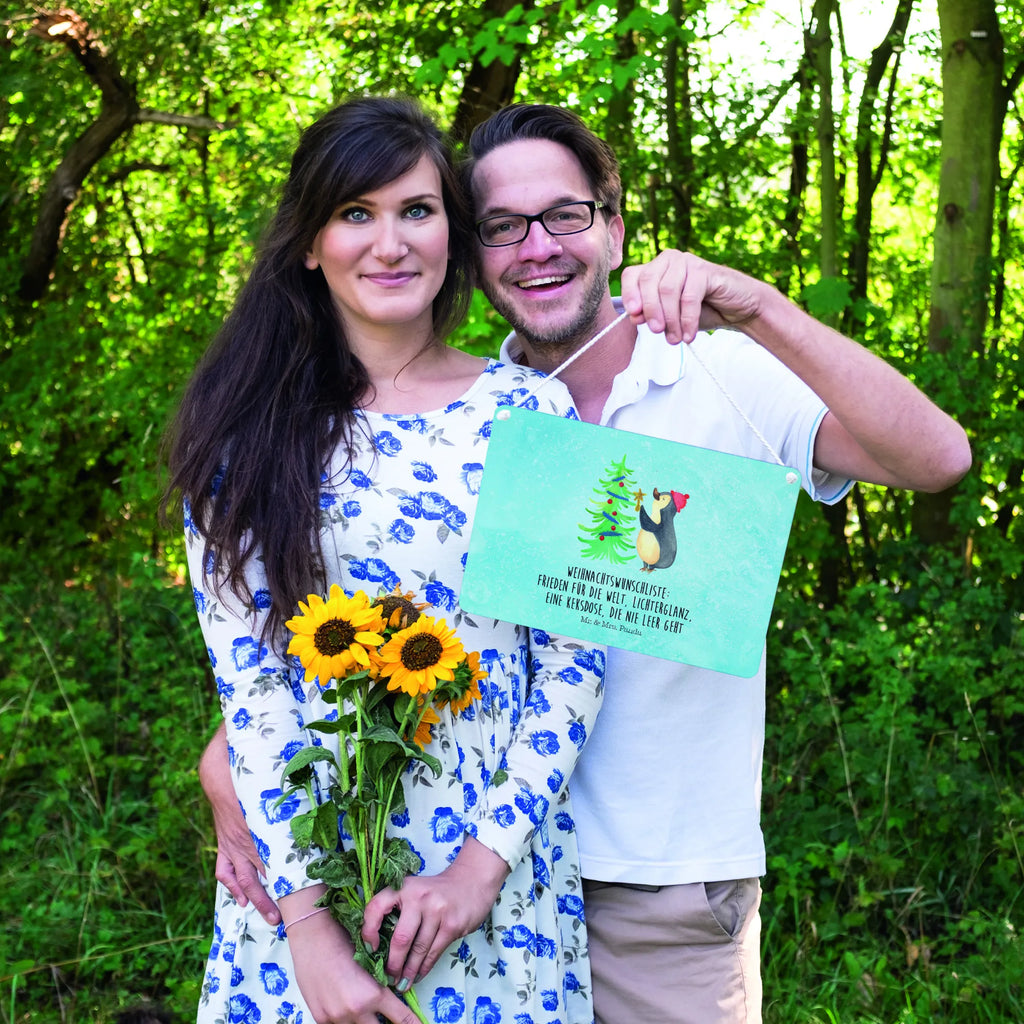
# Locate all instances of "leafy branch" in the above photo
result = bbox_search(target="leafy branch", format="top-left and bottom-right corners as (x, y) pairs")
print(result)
(17, 8), (233, 302)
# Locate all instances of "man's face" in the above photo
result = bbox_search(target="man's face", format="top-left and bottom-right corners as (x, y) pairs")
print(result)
(471, 139), (624, 354)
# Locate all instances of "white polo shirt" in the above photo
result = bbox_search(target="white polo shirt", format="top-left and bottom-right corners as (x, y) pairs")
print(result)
(500, 311), (852, 885)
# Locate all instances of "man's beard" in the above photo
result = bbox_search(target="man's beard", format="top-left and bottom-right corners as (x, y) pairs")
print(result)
(481, 257), (611, 357)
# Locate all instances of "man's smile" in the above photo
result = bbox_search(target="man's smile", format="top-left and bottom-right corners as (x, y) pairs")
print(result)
(515, 273), (573, 290)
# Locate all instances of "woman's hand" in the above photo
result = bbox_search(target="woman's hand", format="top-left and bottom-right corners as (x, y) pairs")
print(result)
(361, 836), (510, 992)
(199, 724), (282, 925)
(284, 900), (421, 1024)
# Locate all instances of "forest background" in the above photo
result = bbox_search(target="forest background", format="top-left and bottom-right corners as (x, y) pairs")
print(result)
(1, 0), (1022, 1021)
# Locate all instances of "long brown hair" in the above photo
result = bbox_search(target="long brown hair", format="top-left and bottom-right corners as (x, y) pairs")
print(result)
(163, 96), (474, 642)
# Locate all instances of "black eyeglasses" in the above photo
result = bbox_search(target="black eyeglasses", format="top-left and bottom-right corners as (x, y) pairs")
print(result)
(475, 200), (607, 247)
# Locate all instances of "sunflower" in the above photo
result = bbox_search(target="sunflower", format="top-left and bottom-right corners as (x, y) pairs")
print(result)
(447, 650), (486, 715)
(376, 615), (465, 696)
(411, 703), (441, 749)
(285, 585), (386, 684)
(373, 585), (427, 630)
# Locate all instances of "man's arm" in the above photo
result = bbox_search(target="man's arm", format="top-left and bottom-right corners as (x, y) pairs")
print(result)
(621, 250), (972, 492)
(198, 722), (282, 925)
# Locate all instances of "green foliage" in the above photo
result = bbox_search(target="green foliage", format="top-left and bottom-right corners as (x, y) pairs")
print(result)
(803, 276), (855, 321)
(2, 0), (1023, 1019)
(0, 556), (216, 1022)
(762, 537), (1024, 1023)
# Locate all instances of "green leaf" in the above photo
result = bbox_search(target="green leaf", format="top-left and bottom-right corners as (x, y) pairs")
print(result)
(379, 837), (422, 890)
(387, 786), (408, 819)
(612, 64), (634, 91)
(353, 942), (388, 983)
(311, 800), (341, 850)
(411, 748), (443, 777)
(363, 722), (406, 745)
(801, 277), (853, 320)
(308, 849), (362, 890)
(2, 959), (37, 974)
(332, 789), (361, 818)
(364, 742), (408, 784)
(302, 716), (350, 734)
(471, 27), (495, 56)
(335, 901), (371, 953)
(281, 745), (338, 786)
(364, 682), (400, 715)
(439, 42), (467, 64)
(289, 809), (317, 848)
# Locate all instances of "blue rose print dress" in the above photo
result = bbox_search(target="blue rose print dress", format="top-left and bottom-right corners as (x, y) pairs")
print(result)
(188, 360), (605, 1024)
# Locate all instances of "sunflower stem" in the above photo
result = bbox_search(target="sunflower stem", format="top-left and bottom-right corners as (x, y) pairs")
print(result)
(371, 694), (429, 871)
(374, 765), (403, 875)
(351, 683), (375, 904)
(335, 713), (351, 793)
(303, 776), (318, 822)
(402, 984), (429, 1024)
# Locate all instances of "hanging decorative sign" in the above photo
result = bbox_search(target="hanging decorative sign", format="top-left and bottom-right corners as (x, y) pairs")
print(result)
(461, 407), (802, 677)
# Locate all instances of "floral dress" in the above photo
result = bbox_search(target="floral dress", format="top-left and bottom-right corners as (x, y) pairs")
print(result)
(188, 359), (606, 1024)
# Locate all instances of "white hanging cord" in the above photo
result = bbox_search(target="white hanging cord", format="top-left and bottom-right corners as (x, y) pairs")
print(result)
(511, 311), (790, 473)
(681, 343), (786, 468)
(520, 311), (630, 398)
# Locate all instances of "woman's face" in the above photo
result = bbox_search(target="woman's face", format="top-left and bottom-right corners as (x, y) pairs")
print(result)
(305, 154), (450, 339)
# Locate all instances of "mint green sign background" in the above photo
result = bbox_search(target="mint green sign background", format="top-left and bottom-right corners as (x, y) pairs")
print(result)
(461, 408), (802, 678)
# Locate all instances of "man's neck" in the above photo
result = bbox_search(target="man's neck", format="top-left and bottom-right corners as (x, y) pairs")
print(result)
(516, 307), (637, 425)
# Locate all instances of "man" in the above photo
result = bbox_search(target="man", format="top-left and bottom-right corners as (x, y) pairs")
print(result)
(201, 104), (970, 1023)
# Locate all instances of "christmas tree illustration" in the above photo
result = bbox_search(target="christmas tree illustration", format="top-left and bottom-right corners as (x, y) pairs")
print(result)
(578, 456), (639, 563)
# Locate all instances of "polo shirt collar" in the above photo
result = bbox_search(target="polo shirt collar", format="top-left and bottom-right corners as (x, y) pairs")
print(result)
(593, 298), (685, 422)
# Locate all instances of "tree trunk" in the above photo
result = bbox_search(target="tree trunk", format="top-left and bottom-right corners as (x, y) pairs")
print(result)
(18, 11), (139, 301)
(806, 0), (850, 606)
(847, 0), (914, 306)
(607, 0), (637, 153)
(808, 0), (838, 283)
(912, 0), (1004, 546)
(782, 61), (811, 299)
(450, 0), (532, 143)
(664, 0), (693, 248)
(16, 8), (231, 303)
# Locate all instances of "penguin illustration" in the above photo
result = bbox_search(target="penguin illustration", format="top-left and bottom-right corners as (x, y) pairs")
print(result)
(636, 488), (689, 572)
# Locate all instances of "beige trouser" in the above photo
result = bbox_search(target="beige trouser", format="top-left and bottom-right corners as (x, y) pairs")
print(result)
(582, 878), (762, 1024)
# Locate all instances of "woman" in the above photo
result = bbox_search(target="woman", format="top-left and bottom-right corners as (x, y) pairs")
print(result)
(164, 97), (604, 1024)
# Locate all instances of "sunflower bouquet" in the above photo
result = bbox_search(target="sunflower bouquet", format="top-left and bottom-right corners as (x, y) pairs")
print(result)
(278, 583), (485, 1021)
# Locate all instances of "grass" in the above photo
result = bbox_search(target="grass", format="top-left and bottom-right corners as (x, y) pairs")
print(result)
(0, 560), (214, 1024)
(1, 547), (1021, 1023)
